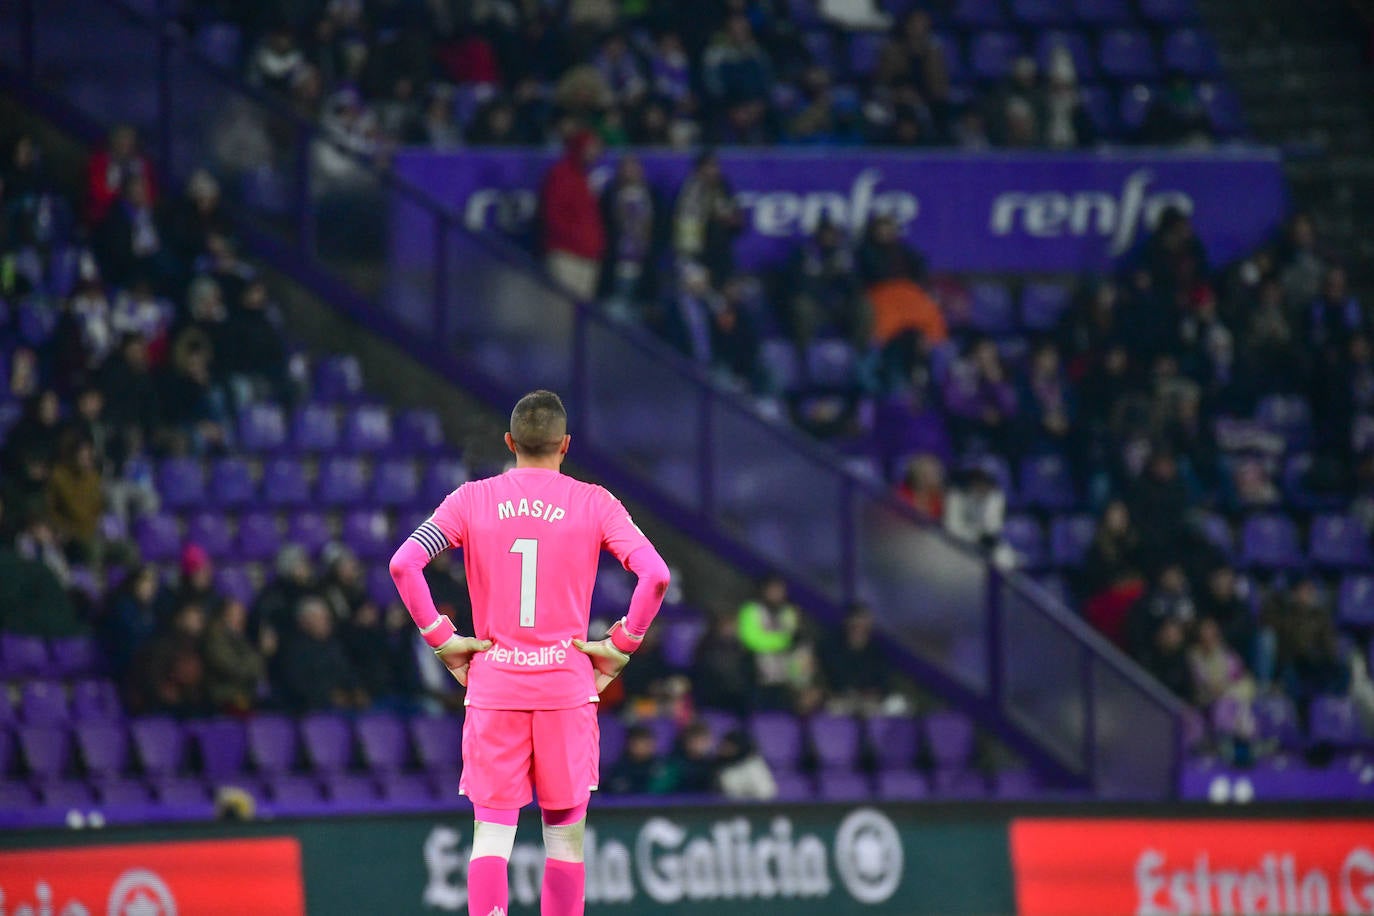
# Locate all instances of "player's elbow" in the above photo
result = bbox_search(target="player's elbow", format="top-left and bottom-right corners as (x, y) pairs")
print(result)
(388, 546), (416, 583)
(644, 555), (671, 598)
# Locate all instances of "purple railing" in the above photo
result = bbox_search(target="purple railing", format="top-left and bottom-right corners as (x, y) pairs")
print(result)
(7, 0), (1188, 797)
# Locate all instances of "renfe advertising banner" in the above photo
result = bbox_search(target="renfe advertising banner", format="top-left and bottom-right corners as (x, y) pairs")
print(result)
(394, 149), (1286, 274)
(1011, 819), (1374, 916)
(0, 838), (305, 916)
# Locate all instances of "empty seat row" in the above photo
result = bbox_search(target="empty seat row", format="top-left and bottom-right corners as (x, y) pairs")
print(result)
(0, 635), (101, 681)
(237, 404), (444, 456)
(136, 506), (432, 563)
(0, 679), (120, 725)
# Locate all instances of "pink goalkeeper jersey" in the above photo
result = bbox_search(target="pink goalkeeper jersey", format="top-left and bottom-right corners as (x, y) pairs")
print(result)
(426, 467), (652, 710)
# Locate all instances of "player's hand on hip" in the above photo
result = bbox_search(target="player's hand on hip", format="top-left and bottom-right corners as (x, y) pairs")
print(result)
(572, 637), (631, 694)
(434, 635), (493, 687)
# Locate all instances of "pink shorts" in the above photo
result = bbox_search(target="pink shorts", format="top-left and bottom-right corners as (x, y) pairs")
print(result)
(457, 704), (600, 810)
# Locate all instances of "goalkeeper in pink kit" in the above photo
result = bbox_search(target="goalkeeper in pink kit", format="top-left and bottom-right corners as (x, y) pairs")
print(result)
(389, 390), (670, 916)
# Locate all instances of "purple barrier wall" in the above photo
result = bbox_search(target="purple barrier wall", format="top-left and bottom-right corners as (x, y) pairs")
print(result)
(393, 148), (1286, 274)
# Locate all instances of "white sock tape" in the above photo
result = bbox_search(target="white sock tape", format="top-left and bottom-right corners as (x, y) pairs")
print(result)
(542, 818), (586, 863)
(471, 820), (517, 860)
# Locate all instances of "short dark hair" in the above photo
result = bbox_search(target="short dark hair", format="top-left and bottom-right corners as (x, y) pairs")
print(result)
(509, 390), (567, 456)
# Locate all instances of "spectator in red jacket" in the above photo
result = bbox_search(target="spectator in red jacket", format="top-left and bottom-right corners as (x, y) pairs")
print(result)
(86, 125), (156, 225)
(539, 128), (605, 301)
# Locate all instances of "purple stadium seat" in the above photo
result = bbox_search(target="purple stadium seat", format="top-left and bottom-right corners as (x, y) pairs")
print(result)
(0, 781), (36, 809)
(801, 30), (836, 72)
(1252, 693), (1302, 751)
(17, 725), (72, 780)
(661, 619), (707, 670)
(371, 459), (420, 507)
(933, 33), (968, 85)
(98, 779), (151, 806)
(1138, 0), (1198, 25)
(184, 511), (233, 558)
(772, 772), (814, 801)
(346, 403), (395, 455)
(21, 681), (69, 724)
(1004, 515), (1048, 569)
(394, 409), (444, 455)
(848, 32), (886, 78)
(877, 770), (929, 799)
(357, 714), (409, 772)
(237, 403), (287, 452)
(213, 565), (257, 607)
(1076, 83), (1116, 135)
(209, 457), (256, 508)
(410, 716), (462, 770)
(235, 512), (283, 562)
(750, 713), (803, 772)
(809, 715), (861, 771)
(381, 773), (436, 804)
(269, 774), (325, 808)
(760, 340), (802, 393)
(75, 721), (129, 779)
(1198, 83), (1244, 136)
(1310, 515), (1372, 568)
(247, 715), (300, 774)
(966, 281), (1016, 333)
(154, 777), (210, 806)
(1050, 514), (1095, 567)
(1010, 0), (1071, 27)
(421, 459), (470, 504)
(1309, 697), (1364, 748)
(866, 716), (920, 771)
(925, 711), (974, 768)
(189, 719), (248, 781)
(316, 457), (370, 506)
(933, 767), (988, 797)
(367, 566), (398, 607)
(817, 772), (871, 801)
(1239, 515), (1302, 569)
(286, 511), (332, 557)
(314, 355), (365, 403)
(1196, 513), (1234, 559)
(1256, 395), (1312, 444)
(134, 513), (181, 563)
(2, 634), (50, 678)
(805, 340), (858, 389)
(300, 715), (354, 772)
(1098, 30), (1158, 82)
(1339, 575), (1374, 628)
(643, 717), (678, 757)
(70, 679), (121, 721)
(39, 780), (95, 809)
(598, 716), (627, 770)
(1119, 83), (1155, 133)
(952, 0), (1007, 28)
(970, 32), (1023, 82)
(341, 510), (393, 560)
(324, 773), (379, 804)
(1019, 455), (1076, 510)
(131, 717), (186, 776)
(993, 768), (1038, 798)
(261, 457), (311, 507)
(1162, 28), (1219, 77)
(696, 710), (740, 746)
(1034, 31), (1095, 81)
(291, 403), (340, 453)
(157, 457), (206, 510)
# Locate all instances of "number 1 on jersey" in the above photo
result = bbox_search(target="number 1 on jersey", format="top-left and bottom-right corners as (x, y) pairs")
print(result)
(510, 538), (538, 627)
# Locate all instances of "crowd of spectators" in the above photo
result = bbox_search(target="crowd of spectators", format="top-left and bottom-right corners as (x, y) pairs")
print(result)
(203, 0), (1222, 155)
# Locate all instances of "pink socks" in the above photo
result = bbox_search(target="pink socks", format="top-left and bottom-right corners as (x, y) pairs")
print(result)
(541, 859), (585, 916)
(467, 856), (509, 916)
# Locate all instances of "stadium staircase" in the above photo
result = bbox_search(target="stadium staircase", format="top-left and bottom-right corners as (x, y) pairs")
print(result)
(0, 0), (1186, 798)
(1201, 0), (1374, 298)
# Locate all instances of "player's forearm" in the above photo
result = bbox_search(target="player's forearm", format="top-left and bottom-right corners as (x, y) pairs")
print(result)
(616, 545), (671, 650)
(388, 537), (457, 649)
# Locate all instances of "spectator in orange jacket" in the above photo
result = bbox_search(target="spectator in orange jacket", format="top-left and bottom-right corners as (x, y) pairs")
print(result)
(868, 276), (949, 390)
(540, 128), (605, 301)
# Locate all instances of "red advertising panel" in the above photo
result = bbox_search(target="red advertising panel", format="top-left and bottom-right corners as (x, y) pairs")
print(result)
(1011, 819), (1374, 916)
(0, 837), (305, 916)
